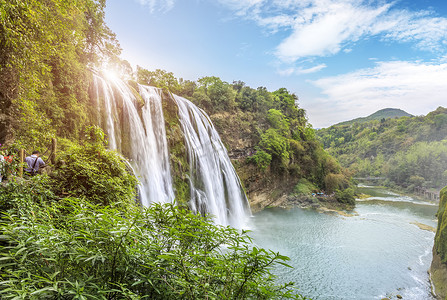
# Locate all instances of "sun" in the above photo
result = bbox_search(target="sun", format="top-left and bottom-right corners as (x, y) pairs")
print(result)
(103, 68), (119, 81)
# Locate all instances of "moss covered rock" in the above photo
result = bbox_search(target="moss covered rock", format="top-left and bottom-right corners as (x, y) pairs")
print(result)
(431, 186), (447, 299)
(435, 187), (447, 263)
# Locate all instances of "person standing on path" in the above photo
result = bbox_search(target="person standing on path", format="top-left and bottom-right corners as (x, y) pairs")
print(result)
(25, 150), (45, 176)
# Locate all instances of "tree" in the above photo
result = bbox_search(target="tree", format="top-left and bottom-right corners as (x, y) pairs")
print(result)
(267, 109), (290, 135)
(194, 76), (236, 112)
(0, 0), (120, 146)
(334, 188), (355, 206)
(272, 88), (304, 121)
(137, 67), (180, 93)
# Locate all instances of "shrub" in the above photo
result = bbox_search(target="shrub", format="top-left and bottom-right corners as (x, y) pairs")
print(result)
(334, 188), (356, 206)
(51, 126), (138, 206)
(0, 200), (306, 299)
(251, 150), (272, 170)
(293, 178), (316, 195)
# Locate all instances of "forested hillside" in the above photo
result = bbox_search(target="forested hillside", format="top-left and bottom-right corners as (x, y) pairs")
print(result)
(317, 107), (447, 190)
(336, 108), (413, 126)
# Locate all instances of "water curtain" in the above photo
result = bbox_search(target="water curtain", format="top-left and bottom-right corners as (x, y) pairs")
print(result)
(93, 74), (174, 206)
(174, 94), (251, 227)
(92, 74), (250, 227)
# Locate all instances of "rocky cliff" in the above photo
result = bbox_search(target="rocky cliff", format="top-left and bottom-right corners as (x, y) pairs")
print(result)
(209, 110), (350, 212)
(430, 186), (447, 299)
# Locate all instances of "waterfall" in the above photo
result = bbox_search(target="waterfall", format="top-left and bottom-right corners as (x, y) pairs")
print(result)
(92, 74), (250, 227)
(93, 75), (119, 150)
(93, 74), (174, 206)
(174, 95), (251, 228)
(136, 84), (175, 206)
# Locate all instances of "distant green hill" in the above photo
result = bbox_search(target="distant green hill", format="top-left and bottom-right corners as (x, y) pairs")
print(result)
(316, 107), (447, 190)
(336, 108), (413, 126)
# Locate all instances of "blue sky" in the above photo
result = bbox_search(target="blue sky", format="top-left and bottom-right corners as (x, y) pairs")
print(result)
(105, 0), (447, 128)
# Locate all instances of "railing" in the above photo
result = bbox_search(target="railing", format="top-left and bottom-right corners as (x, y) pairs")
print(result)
(353, 177), (386, 180)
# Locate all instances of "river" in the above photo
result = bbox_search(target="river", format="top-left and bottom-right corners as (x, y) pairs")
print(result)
(249, 185), (438, 300)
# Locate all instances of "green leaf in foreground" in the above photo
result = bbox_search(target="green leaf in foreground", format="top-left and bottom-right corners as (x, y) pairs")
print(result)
(0, 199), (308, 299)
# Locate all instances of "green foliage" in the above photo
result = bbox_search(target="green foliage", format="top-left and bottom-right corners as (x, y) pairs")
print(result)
(259, 128), (290, 165)
(303, 127), (316, 141)
(324, 173), (349, 194)
(336, 108), (413, 126)
(51, 126), (138, 206)
(0, 176), (58, 214)
(334, 188), (355, 206)
(293, 179), (317, 195)
(137, 67), (180, 93)
(235, 85), (259, 111)
(316, 107), (447, 190)
(0, 198), (306, 299)
(193, 76), (236, 113)
(251, 150), (272, 170)
(1, 0), (120, 146)
(271, 88), (304, 121)
(267, 109), (290, 135)
(435, 186), (447, 264)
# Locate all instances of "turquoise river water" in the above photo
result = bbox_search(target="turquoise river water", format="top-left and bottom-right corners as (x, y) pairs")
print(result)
(248, 186), (438, 300)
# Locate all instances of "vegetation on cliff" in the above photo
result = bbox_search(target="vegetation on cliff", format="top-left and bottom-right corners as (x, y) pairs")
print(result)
(431, 186), (447, 299)
(316, 107), (447, 191)
(136, 69), (354, 207)
(0, 0), (127, 148)
(435, 187), (447, 264)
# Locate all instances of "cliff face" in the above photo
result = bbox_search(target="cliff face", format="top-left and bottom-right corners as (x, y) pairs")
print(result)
(210, 111), (330, 212)
(210, 111), (293, 211)
(431, 186), (447, 299)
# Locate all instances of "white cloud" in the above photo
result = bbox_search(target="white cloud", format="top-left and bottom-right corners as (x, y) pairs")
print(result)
(276, 1), (391, 61)
(218, 0), (447, 62)
(277, 67), (295, 76)
(296, 64), (327, 74)
(379, 11), (447, 52)
(134, 0), (175, 12)
(216, 0), (264, 16)
(304, 61), (447, 127)
(278, 63), (327, 75)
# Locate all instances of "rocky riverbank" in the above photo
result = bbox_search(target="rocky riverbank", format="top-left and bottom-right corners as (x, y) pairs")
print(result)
(249, 192), (355, 215)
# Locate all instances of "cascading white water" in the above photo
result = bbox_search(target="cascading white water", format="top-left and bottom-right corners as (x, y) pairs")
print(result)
(92, 73), (250, 228)
(93, 74), (174, 206)
(174, 95), (251, 228)
(93, 75), (119, 150)
(136, 85), (175, 206)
